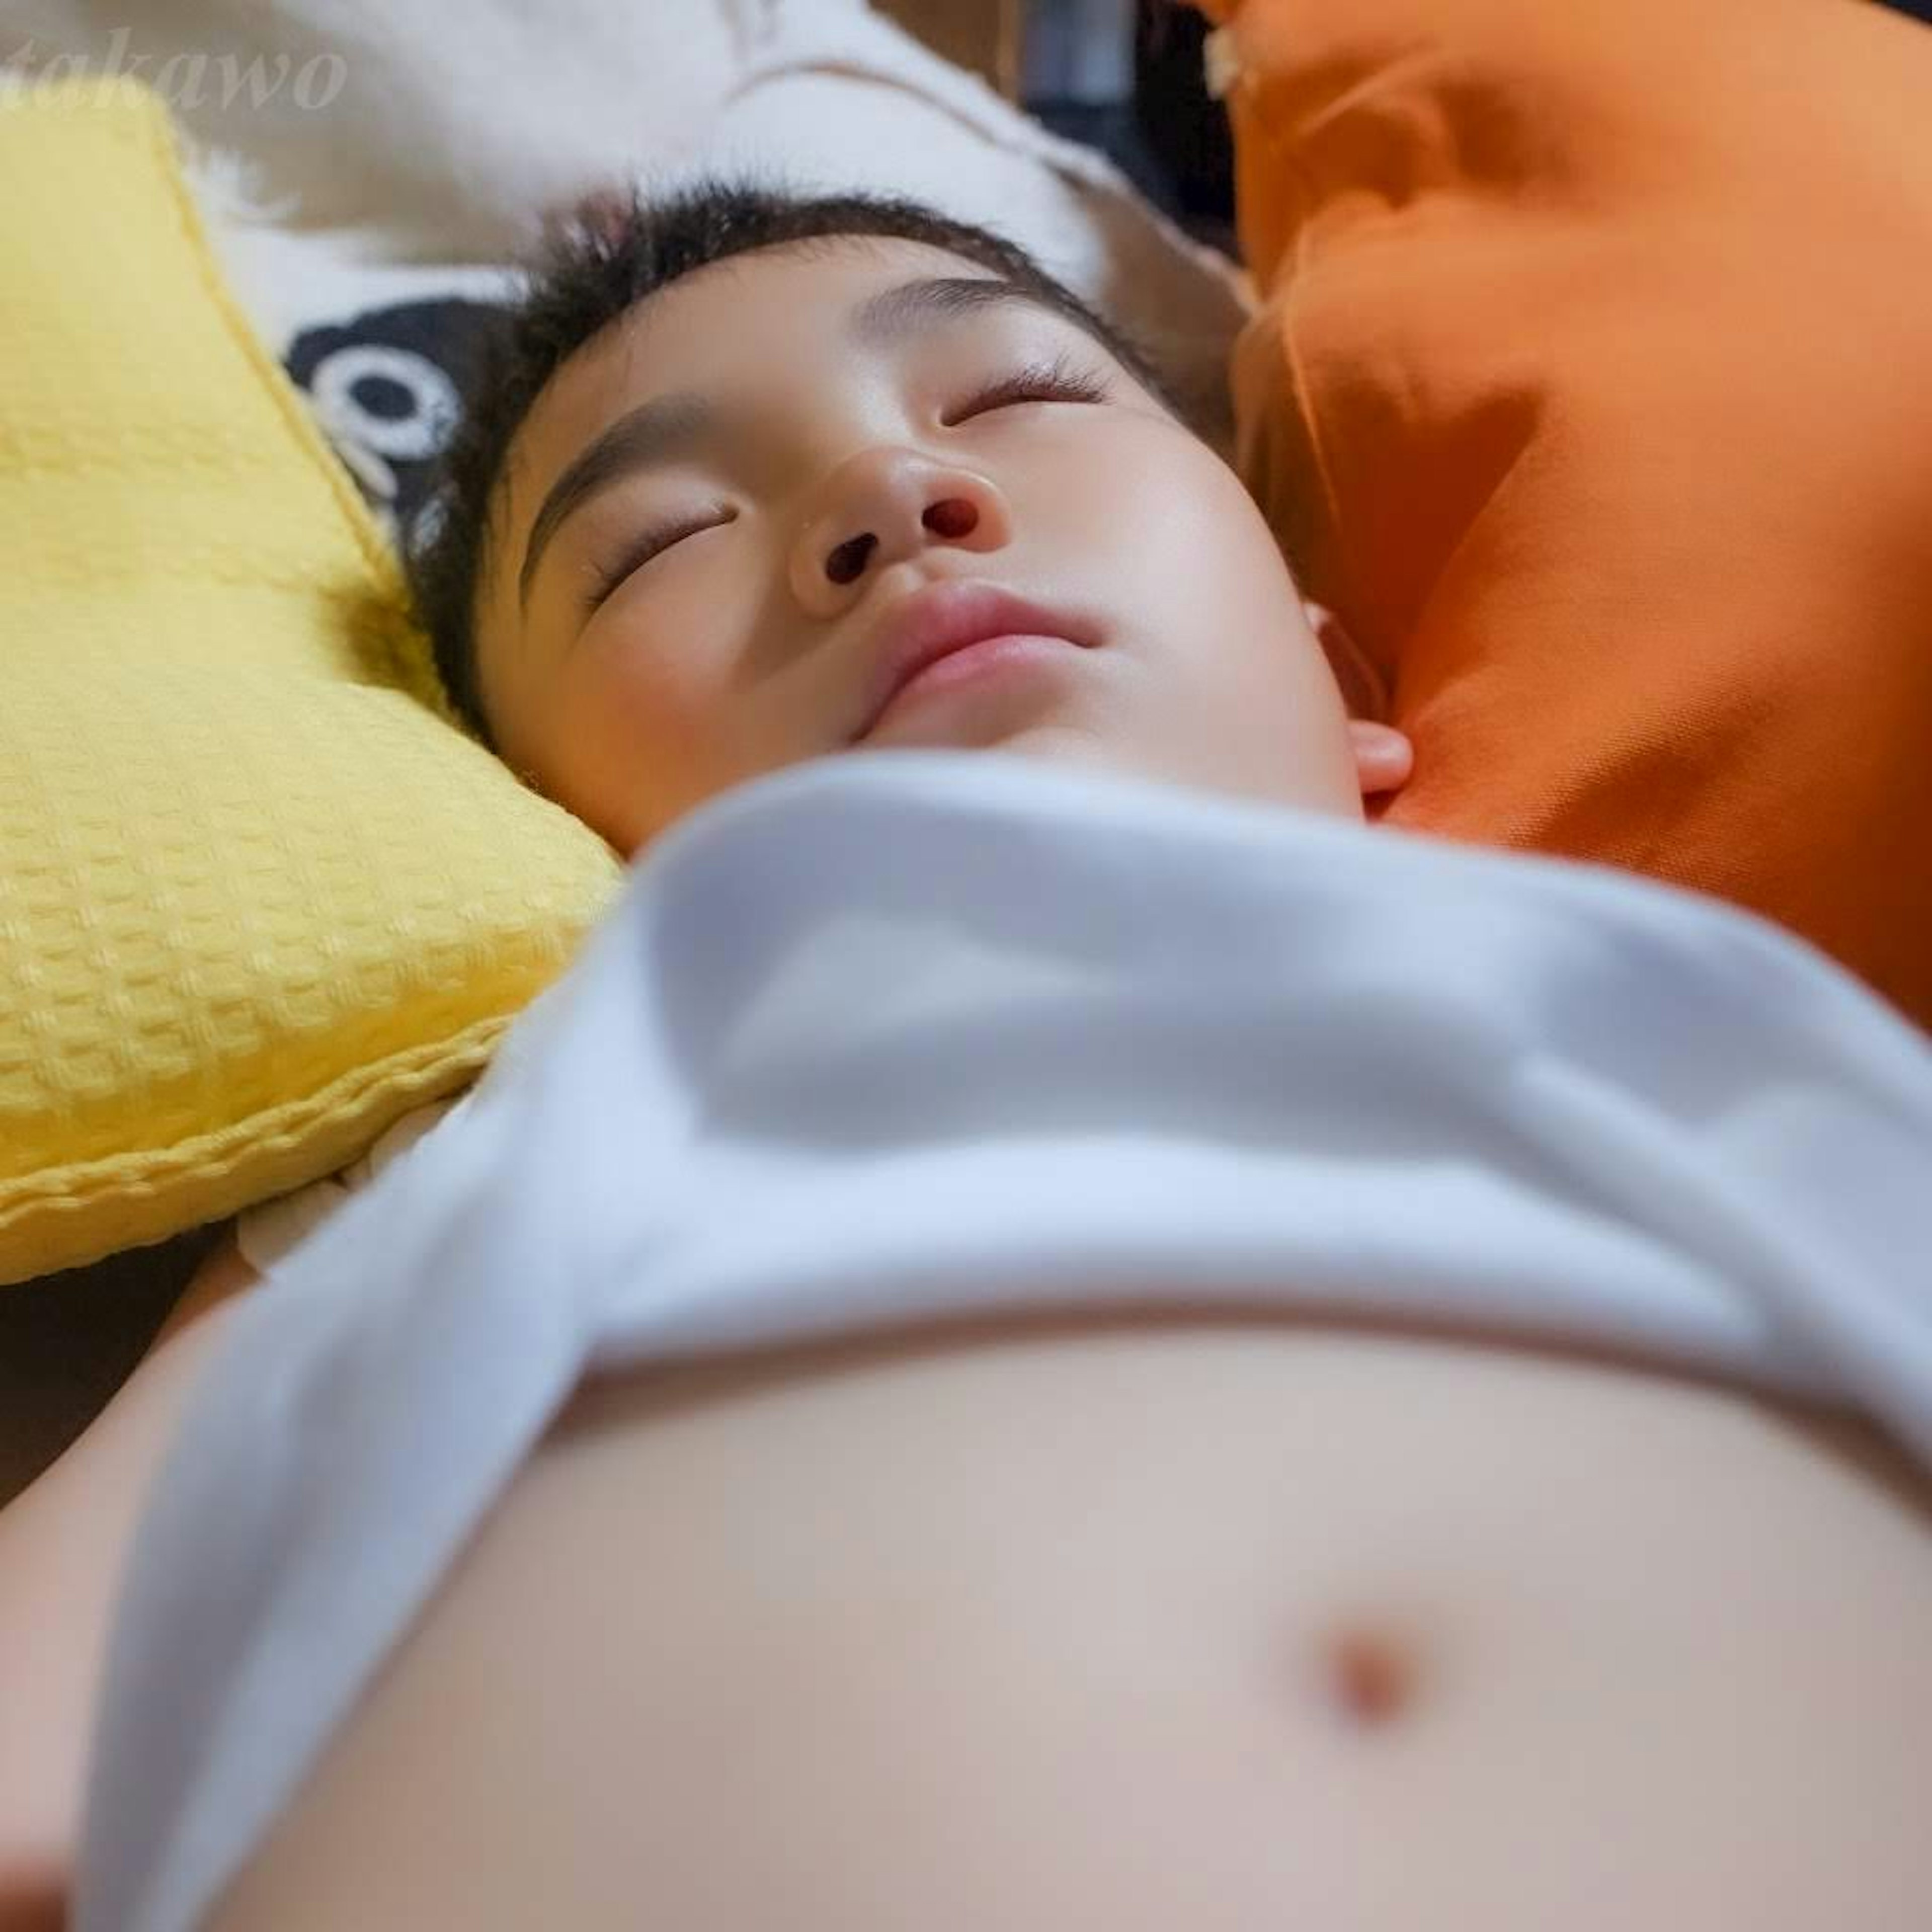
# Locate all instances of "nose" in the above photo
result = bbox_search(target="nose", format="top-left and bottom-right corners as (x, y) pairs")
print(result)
(789, 445), (1013, 617)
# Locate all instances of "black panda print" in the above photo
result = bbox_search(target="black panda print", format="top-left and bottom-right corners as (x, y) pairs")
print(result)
(284, 298), (507, 543)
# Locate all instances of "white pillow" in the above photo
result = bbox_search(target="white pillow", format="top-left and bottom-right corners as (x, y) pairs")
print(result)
(3, 0), (749, 258)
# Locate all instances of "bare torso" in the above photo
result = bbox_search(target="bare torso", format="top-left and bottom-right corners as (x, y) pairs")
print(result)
(207, 1304), (1932, 1930)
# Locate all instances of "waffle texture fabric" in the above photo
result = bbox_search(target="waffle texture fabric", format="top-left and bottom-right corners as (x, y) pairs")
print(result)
(0, 78), (620, 1285)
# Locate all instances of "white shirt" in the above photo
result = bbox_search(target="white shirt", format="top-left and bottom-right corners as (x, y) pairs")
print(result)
(78, 749), (1932, 1932)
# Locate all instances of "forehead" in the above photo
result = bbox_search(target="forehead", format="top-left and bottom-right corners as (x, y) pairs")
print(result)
(499, 237), (1027, 531)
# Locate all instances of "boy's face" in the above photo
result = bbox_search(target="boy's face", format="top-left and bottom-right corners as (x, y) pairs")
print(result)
(475, 237), (1379, 856)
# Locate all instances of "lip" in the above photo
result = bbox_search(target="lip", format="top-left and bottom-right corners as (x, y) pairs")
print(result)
(852, 581), (1101, 743)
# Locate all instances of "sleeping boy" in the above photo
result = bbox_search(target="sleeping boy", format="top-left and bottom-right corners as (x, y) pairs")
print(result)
(150, 179), (1416, 1296)
(7, 185), (1931, 1932)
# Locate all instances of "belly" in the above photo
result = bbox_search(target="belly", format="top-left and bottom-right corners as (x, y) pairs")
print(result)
(212, 1309), (1932, 1931)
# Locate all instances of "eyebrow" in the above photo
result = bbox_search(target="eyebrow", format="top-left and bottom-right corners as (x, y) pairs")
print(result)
(518, 392), (712, 610)
(516, 275), (1081, 612)
(847, 274), (1061, 347)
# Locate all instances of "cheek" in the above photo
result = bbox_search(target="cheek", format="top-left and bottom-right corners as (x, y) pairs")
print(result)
(573, 623), (704, 735)
(527, 611), (730, 846)
(1054, 435), (1301, 632)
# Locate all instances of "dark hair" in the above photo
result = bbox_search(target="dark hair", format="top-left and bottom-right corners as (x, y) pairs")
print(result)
(405, 179), (1179, 748)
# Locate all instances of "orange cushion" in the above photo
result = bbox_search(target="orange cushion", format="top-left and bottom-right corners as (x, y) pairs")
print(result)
(1201, 0), (1932, 1025)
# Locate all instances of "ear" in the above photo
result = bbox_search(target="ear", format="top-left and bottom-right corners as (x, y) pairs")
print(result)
(1304, 600), (1388, 721)
(1348, 718), (1414, 797)
(1305, 600), (1412, 797)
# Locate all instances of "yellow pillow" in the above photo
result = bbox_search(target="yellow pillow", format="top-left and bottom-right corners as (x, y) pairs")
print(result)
(0, 78), (622, 1286)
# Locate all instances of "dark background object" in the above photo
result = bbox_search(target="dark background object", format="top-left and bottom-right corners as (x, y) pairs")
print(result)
(1028, 0), (1233, 250)
(0, 1230), (218, 1505)
(1131, 0), (1233, 237)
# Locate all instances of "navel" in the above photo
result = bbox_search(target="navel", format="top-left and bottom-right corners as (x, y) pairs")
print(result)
(1324, 1622), (1419, 1727)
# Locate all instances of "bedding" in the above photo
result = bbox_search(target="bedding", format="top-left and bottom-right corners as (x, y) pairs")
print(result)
(3, 0), (746, 258)
(1200, 0), (1932, 1028)
(0, 77), (619, 1287)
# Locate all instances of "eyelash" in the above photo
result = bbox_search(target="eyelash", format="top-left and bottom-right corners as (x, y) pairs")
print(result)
(581, 509), (733, 614)
(577, 358), (1110, 614)
(945, 354), (1112, 423)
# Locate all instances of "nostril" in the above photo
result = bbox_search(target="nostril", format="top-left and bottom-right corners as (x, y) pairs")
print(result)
(825, 532), (877, 586)
(922, 497), (978, 540)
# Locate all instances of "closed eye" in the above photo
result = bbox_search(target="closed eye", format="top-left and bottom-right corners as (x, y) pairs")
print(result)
(580, 508), (735, 615)
(944, 353), (1112, 426)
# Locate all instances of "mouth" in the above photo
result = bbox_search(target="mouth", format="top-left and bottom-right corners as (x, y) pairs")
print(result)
(851, 581), (1102, 744)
